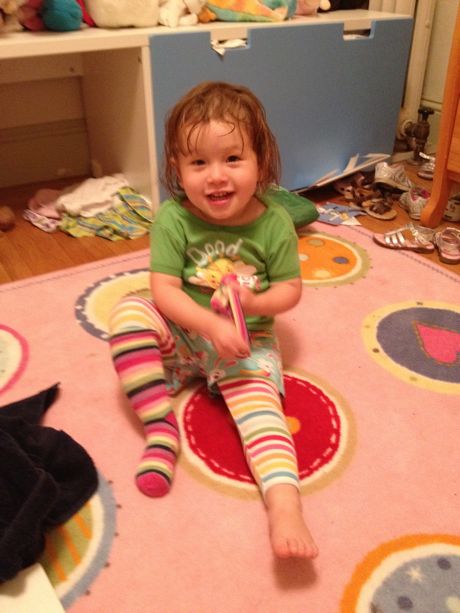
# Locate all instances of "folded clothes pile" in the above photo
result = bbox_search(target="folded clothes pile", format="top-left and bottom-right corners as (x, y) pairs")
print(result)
(22, 175), (153, 240)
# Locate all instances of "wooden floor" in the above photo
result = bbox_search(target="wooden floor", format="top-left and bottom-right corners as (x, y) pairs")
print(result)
(0, 163), (458, 284)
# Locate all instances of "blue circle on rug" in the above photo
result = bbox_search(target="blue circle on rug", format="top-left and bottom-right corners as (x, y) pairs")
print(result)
(372, 553), (460, 612)
(39, 472), (117, 609)
(376, 307), (460, 383)
(75, 269), (150, 340)
(341, 534), (460, 611)
(363, 302), (460, 393)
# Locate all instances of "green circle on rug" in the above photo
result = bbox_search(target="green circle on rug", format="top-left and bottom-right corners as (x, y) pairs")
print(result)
(298, 232), (370, 287)
(175, 369), (355, 498)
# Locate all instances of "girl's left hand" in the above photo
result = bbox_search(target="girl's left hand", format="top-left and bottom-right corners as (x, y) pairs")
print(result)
(229, 276), (302, 318)
(230, 283), (258, 315)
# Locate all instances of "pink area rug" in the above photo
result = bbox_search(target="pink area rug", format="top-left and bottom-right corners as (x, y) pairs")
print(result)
(1, 222), (459, 612)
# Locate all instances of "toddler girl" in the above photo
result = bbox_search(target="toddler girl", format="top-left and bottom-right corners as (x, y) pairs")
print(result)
(108, 81), (318, 559)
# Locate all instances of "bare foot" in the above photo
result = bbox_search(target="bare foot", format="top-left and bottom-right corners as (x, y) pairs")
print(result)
(265, 485), (318, 559)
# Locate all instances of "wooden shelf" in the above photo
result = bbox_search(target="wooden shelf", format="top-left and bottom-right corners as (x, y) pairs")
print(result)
(0, 10), (409, 59)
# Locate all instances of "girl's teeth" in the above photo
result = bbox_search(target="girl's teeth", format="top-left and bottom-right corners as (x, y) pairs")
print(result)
(210, 193), (228, 200)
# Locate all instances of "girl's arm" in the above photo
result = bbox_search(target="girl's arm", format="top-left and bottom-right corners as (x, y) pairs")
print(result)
(150, 272), (250, 359)
(236, 277), (302, 317)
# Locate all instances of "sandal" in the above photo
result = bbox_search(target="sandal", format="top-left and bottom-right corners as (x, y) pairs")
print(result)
(373, 223), (435, 253)
(332, 172), (366, 196)
(433, 227), (460, 264)
(362, 196), (397, 220)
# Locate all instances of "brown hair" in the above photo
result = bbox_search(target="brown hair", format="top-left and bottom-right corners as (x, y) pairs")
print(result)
(162, 81), (281, 197)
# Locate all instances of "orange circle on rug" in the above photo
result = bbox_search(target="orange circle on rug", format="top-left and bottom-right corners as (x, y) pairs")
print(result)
(298, 232), (370, 287)
(176, 369), (355, 498)
(341, 534), (460, 612)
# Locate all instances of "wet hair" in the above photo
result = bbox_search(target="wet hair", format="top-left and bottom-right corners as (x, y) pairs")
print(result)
(162, 81), (281, 197)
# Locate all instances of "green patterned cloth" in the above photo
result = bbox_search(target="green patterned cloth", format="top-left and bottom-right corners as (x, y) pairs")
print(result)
(59, 187), (153, 240)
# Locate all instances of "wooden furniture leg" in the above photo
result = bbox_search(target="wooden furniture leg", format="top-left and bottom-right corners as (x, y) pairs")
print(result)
(420, 4), (460, 228)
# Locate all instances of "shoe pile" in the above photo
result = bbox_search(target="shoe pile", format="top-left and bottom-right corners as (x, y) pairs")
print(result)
(332, 166), (399, 221)
(332, 162), (431, 222)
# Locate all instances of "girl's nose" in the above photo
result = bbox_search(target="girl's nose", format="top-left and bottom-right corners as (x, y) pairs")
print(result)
(208, 163), (226, 183)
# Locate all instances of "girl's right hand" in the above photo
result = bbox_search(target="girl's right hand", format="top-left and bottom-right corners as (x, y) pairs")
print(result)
(207, 315), (250, 360)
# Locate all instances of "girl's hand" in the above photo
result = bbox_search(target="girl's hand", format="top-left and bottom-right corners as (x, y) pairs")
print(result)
(233, 283), (258, 315)
(225, 282), (258, 315)
(229, 277), (302, 317)
(207, 314), (250, 360)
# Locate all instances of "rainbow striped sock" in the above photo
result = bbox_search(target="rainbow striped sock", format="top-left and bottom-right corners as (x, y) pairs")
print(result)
(109, 329), (180, 497)
(136, 411), (179, 497)
(218, 377), (299, 496)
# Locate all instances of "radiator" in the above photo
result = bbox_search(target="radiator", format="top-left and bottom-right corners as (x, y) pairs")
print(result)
(369, 0), (436, 136)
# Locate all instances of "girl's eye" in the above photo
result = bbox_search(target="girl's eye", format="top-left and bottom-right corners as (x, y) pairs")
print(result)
(227, 155), (240, 163)
(192, 159), (205, 166)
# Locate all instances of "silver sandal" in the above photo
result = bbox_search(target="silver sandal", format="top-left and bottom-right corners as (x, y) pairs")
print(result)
(434, 227), (460, 264)
(373, 223), (435, 253)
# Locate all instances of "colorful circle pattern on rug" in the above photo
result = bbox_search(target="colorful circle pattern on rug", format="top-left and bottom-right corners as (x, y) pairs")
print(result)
(341, 534), (460, 612)
(176, 369), (355, 497)
(75, 269), (150, 339)
(39, 473), (117, 609)
(0, 324), (28, 395)
(298, 232), (370, 287)
(363, 301), (460, 394)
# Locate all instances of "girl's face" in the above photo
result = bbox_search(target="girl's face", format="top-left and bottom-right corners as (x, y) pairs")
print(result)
(174, 120), (264, 226)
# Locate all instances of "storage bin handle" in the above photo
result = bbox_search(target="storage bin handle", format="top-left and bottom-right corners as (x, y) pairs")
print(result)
(210, 27), (248, 45)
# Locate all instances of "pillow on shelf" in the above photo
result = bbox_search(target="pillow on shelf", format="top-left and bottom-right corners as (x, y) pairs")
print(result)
(85, 0), (159, 27)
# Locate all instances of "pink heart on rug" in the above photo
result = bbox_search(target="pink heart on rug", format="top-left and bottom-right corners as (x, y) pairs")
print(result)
(415, 322), (460, 364)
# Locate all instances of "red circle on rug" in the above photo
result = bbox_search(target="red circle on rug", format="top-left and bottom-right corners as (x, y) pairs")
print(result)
(181, 373), (345, 491)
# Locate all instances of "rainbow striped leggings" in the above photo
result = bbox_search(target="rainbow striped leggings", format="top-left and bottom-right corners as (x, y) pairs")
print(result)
(108, 295), (299, 497)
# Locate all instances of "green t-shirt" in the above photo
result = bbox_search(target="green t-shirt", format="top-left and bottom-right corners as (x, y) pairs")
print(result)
(150, 190), (301, 330)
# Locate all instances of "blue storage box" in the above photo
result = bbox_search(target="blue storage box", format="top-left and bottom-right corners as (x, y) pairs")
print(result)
(149, 14), (412, 197)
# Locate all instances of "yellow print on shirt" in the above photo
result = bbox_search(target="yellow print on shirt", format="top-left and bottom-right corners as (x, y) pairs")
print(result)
(189, 257), (258, 290)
